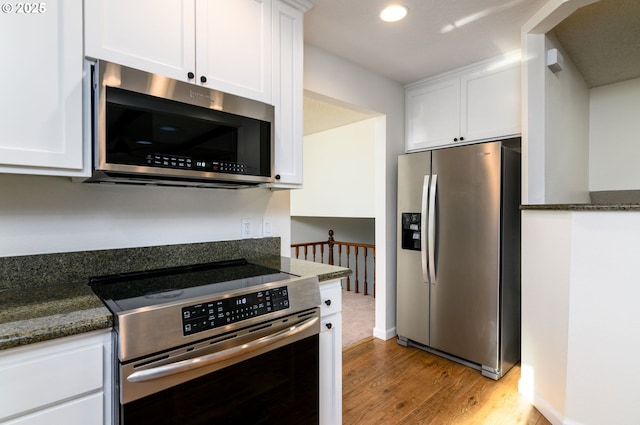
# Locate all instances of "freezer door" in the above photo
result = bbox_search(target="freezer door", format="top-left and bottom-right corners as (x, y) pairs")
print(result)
(429, 142), (502, 369)
(396, 151), (431, 346)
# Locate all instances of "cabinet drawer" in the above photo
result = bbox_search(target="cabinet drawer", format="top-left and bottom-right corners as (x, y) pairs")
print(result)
(319, 281), (342, 317)
(0, 335), (104, 421)
(2, 393), (103, 425)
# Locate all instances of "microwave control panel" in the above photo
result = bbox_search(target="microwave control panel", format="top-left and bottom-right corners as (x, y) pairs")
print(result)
(181, 286), (290, 336)
(146, 154), (248, 175)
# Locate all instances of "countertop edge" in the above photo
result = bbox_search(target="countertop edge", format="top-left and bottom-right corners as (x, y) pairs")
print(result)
(0, 307), (112, 351)
(521, 204), (640, 211)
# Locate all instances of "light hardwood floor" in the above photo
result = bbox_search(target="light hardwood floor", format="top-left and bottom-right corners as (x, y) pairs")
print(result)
(342, 337), (551, 425)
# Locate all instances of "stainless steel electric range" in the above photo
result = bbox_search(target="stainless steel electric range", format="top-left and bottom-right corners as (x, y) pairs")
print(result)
(90, 258), (321, 425)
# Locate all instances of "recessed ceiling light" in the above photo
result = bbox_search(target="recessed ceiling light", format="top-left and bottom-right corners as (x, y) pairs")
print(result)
(380, 4), (408, 23)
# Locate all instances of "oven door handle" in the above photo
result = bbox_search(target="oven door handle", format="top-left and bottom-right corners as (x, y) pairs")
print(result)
(126, 316), (319, 383)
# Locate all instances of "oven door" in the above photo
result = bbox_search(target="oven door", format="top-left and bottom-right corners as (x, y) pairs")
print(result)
(118, 311), (320, 425)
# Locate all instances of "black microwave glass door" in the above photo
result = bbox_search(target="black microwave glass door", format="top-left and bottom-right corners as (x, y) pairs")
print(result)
(105, 87), (271, 177)
(121, 335), (319, 425)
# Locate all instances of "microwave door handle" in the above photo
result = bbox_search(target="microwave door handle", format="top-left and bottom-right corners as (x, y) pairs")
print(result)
(126, 316), (318, 383)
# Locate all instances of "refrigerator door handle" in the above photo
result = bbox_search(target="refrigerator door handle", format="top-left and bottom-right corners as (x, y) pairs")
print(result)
(421, 175), (430, 284)
(428, 174), (438, 284)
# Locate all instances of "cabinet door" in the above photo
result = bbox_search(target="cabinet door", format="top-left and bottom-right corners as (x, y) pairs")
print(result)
(405, 79), (461, 152)
(196, 0), (272, 102)
(320, 313), (342, 425)
(0, 0), (84, 175)
(0, 331), (108, 423)
(3, 394), (103, 425)
(319, 279), (342, 425)
(270, 0), (304, 187)
(84, 0), (196, 82)
(461, 62), (521, 142)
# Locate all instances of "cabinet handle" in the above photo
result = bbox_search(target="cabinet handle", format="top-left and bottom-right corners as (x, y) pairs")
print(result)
(187, 72), (195, 79)
(324, 299), (332, 306)
(200, 75), (207, 83)
(325, 323), (333, 330)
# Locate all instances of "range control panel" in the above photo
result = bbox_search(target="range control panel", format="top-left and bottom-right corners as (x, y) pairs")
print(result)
(181, 286), (290, 336)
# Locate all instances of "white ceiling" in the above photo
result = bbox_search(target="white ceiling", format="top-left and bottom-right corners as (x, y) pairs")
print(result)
(302, 0), (640, 134)
(304, 0), (548, 85)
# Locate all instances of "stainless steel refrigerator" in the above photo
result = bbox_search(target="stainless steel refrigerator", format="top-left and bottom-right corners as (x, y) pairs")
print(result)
(396, 139), (521, 380)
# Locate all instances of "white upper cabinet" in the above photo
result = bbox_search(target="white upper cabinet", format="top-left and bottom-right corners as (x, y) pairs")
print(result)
(406, 78), (461, 151)
(405, 54), (521, 152)
(0, 0), (85, 176)
(84, 0), (272, 103)
(270, 0), (306, 188)
(196, 0), (272, 103)
(84, 0), (196, 83)
(461, 62), (521, 143)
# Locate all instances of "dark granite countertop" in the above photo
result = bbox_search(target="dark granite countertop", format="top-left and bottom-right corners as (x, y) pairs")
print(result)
(521, 204), (640, 211)
(0, 283), (112, 350)
(0, 244), (351, 351)
(254, 256), (353, 282)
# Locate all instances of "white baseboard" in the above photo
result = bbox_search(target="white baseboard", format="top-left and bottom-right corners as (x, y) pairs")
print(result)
(373, 326), (396, 340)
(518, 377), (567, 425)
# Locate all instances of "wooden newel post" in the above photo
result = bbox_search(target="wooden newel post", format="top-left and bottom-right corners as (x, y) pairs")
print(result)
(328, 229), (335, 265)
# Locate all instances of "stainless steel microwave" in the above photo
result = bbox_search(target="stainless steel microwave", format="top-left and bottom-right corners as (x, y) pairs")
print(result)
(82, 61), (274, 189)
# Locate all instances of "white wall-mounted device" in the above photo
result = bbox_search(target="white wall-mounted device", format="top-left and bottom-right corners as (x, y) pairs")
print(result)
(547, 48), (564, 73)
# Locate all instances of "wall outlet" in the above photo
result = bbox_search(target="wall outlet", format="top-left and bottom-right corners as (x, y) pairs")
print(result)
(241, 218), (253, 239)
(263, 219), (272, 237)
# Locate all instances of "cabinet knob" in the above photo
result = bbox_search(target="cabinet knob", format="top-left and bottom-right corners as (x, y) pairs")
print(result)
(453, 137), (458, 142)
(275, 174), (281, 180)
(187, 72), (195, 79)
(325, 323), (333, 330)
(324, 299), (332, 306)
(460, 136), (464, 141)
(200, 75), (207, 83)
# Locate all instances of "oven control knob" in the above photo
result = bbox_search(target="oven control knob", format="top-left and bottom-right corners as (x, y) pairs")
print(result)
(324, 299), (331, 306)
(325, 323), (333, 330)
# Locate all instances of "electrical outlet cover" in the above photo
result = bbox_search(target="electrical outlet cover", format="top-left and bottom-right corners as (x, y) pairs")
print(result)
(241, 218), (253, 239)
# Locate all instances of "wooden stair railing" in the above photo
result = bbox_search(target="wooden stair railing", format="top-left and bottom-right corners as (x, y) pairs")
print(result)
(291, 230), (376, 297)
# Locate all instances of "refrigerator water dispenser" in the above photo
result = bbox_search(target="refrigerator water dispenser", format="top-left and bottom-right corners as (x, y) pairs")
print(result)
(401, 213), (421, 250)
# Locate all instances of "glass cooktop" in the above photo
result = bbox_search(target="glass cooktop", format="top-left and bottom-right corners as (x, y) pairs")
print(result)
(89, 259), (296, 313)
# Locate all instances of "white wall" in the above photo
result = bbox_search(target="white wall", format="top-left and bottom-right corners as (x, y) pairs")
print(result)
(291, 118), (376, 218)
(0, 174), (291, 257)
(520, 210), (572, 424)
(291, 217), (374, 246)
(564, 212), (640, 425)
(543, 34), (590, 204)
(589, 77), (640, 191)
(522, 210), (640, 425)
(304, 44), (405, 340)
(522, 0), (593, 205)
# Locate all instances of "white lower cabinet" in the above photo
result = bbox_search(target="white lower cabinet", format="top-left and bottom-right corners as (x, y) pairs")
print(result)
(0, 330), (112, 425)
(2, 394), (103, 425)
(319, 279), (342, 425)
